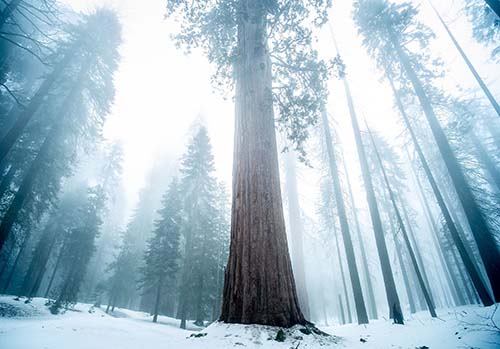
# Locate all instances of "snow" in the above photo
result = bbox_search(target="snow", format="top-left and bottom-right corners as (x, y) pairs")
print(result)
(0, 296), (498, 349)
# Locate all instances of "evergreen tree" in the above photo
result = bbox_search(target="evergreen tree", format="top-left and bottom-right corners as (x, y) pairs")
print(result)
(140, 178), (182, 323)
(354, 0), (500, 303)
(0, 8), (122, 253)
(463, 0), (500, 61)
(166, 0), (332, 327)
(177, 126), (222, 328)
(50, 186), (105, 313)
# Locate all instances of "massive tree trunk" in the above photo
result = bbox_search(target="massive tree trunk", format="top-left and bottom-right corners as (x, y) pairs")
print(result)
(343, 77), (404, 324)
(341, 148), (378, 320)
(284, 151), (311, 319)
(368, 127), (437, 318)
(321, 109), (368, 324)
(428, 1), (500, 118)
(386, 74), (494, 306)
(220, 1), (305, 327)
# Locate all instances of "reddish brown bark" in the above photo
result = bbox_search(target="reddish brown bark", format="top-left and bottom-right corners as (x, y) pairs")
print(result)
(220, 1), (305, 327)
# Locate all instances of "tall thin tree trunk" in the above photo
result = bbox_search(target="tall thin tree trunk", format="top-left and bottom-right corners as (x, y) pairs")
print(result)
(44, 242), (66, 298)
(1, 232), (29, 294)
(332, 220), (353, 324)
(338, 294), (346, 325)
(400, 202), (434, 306)
(386, 74), (494, 306)
(485, 0), (500, 18)
(367, 126), (437, 318)
(284, 151), (311, 319)
(153, 278), (163, 323)
(0, 46), (77, 164)
(0, 59), (90, 252)
(343, 76), (404, 323)
(428, 1), (500, 118)
(220, 1), (305, 327)
(391, 222), (417, 314)
(470, 131), (500, 192)
(410, 161), (464, 306)
(391, 34), (500, 302)
(0, 164), (16, 201)
(341, 148), (378, 320)
(27, 232), (58, 298)
(321, 109), (368, 324)
(0, 0), (21, 29)
(381, 188), (420, 313)
(179, 297), (187, 329)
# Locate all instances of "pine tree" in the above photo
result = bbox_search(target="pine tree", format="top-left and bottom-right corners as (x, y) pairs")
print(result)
(140, 178), (182, 323)
(177, 126), (221, 328)
(50, 186), (105, 313)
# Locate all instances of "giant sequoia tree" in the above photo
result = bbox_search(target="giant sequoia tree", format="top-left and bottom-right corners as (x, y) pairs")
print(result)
(166, 0), (331, 327)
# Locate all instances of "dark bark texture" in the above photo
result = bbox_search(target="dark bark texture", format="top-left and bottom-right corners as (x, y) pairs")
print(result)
(220, 1), (305, 327)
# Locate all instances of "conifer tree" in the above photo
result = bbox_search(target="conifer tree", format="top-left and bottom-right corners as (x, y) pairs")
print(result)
(166, 0), (332, 326)
(354, 0), (500, 303)
(140, 178), (182, 323)
(177, 126), (221, 328)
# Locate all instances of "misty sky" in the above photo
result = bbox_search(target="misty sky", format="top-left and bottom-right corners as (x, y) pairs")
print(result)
(60, 0), (499, 220)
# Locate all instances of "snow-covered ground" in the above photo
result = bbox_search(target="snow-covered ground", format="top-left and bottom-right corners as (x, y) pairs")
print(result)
(0, 296), (498, 348)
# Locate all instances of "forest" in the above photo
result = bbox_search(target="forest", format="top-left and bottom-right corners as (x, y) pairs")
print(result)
(0, 0), (499, 348)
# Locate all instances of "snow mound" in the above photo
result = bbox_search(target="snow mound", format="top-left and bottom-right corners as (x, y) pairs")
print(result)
(186, 322), (341, 348)
(0, 296), (50, 318)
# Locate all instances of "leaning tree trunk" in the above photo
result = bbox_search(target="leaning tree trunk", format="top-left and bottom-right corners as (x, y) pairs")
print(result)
(485, 0), (500, 18)
(428, 1), (500, 118)
(1, 231), (29, 293)
(0, 60), (89, 252)
(332, 220), (353, 324)
(368, 126), (437, 318)
(410, 161), (465, 306)
(341, 148), (378, 320)
(470, 131), (500, 193)
(0, 0), (21, 30)
(392, 34), (500, 302)
(284, 151), (311, 319)
(0, 164), (16, 201)
(220, 1), (305, 327)
(343, 77), (404, 324)
(386, 74), (494, 306)
(400, 202), (433, 304)
(0, 129), (54, 252)
(0, 45), (77, 164)
(44, 239), (68, 298)
(321, 109), (368, 324)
